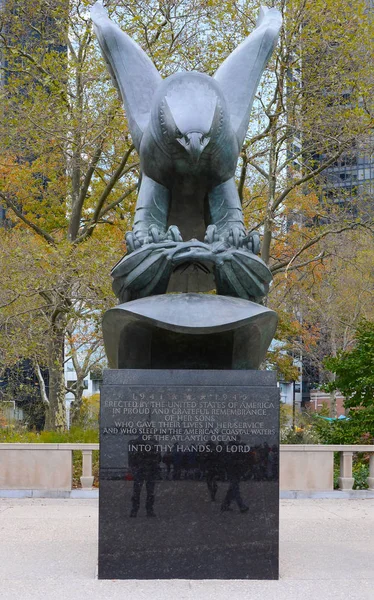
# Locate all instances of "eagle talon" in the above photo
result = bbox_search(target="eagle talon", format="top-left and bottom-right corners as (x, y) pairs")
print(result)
(226, 226), (245, 249)
(125, 230), (143, 253)
(244, 231), (260, 255)
(148, 224), (163, 244)
(166, 225), (183, 242)
(204, 224), (220, 244)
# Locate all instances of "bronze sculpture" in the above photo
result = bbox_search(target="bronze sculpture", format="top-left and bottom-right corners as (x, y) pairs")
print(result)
(91, 2), (282, 303)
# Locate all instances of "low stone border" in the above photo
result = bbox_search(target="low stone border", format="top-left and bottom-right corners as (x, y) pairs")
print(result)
(1, 489), (374, 499)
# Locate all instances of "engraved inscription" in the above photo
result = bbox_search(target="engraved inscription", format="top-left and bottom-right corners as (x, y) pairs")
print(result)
(100, 380), (279, 526)
(102, 386), (277, 449)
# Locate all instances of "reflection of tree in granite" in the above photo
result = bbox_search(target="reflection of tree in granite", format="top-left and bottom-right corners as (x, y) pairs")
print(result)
(221, 440), (249, 513)
(268, 445), (279, 481)
(249, 444), (278, 482)
(128, 437), (161, 518)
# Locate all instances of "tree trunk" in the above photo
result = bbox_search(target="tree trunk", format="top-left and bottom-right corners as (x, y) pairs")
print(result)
(44, 327), (66, 430)
(261, 120), (278, 266)
(330, 390), (337, 419)
(70, 384), (85, 426)
(329, 327), (338, 419)
(261, 219), (272, 265)
(329, 373), (337, 419)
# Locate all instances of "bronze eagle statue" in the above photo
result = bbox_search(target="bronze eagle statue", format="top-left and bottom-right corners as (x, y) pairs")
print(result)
(91, 2), (282, 303)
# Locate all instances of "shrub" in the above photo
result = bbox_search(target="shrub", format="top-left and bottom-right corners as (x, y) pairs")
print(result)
(73, 394), (100, 430)
(313, 408), (374, 445)
(281, 424), (321, 444)
(334, 453), (370, 490)
(280, 406), (322, 444)
(0, 426), (98, 443)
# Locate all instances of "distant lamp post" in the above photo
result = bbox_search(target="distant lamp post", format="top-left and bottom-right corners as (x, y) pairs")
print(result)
(292, 380), (296, 431)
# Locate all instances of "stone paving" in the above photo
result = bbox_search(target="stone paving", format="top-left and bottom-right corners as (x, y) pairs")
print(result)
(0, 498), (373, 600)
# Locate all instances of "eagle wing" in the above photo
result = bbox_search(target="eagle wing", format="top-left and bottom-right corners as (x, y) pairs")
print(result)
(214, 7), (282, 149)
(91, 1), (162, 151)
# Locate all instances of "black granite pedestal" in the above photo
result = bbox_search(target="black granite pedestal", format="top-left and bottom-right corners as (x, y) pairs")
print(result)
(99, 369), (279, 580)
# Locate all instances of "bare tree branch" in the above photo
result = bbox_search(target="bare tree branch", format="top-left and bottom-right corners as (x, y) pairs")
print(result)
(248, 160), (269, 181)
(0, 191), (56, 245)
(34, 360), (50, 407)
(97, 183), (138, 220)
(77, 138), (106, 209)
(271, 251), (326, 275)
(271, 144), (352, 212)
(270, 222), (371, 274)
(77, 145), (136, 239)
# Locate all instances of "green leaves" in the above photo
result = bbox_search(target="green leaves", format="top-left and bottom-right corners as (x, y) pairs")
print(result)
(324, 320), (374, 409)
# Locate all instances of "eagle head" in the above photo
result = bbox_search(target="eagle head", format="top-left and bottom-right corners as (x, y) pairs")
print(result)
(155, 73), (224, 164)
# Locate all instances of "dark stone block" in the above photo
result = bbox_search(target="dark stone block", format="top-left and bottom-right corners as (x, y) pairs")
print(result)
(99, 369), (279, 580)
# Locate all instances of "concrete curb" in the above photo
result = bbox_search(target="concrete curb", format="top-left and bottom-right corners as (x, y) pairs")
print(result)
(281, 489), (374, 499)
(0, 489), (99, 499)
(1, 489), (374, 499)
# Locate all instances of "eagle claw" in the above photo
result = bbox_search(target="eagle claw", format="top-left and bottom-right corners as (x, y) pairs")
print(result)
(125, 224), (183, 253)
(125, 230), (143, 253)
(166, 225), (183, 242)
(243, 231), (260, 255)
(204, 224), (220, 244)
(226, 226), (246, 248)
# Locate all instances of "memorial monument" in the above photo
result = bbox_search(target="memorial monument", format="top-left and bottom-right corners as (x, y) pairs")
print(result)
(92, 0), (282, 580)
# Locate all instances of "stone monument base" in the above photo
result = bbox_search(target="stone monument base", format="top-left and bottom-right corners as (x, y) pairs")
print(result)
(99, 369), (279, 580)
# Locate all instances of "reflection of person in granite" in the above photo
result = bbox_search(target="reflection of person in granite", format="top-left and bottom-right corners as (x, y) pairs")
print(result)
(171, 443), (183, 480)
(221, 440), (249, 513)
(258, 442), (271, 480)
(267, 444), (278, 480)
(162, 448), (173, 479)
(201, 441), (220, 501)
(128, 436), (161, 517)
(218, 442), (227, 481)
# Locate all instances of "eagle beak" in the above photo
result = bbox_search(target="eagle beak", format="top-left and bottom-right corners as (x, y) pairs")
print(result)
(177, 132), (209, 164)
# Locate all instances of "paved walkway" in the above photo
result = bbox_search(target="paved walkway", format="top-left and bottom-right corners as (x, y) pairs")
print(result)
(0, 498), (373, 600)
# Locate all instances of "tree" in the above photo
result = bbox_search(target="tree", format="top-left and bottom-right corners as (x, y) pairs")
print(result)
(270, 229), (374, 416)
(245, 0), (373, 274)
(316, 320), (374, 443)
(0, 0), (137, 428)
(0, 0), (233, 428)
(235, 0), (374, 393)
(0, 227), (119, 427)
(325, 319), (374, 410)
(65, 312), (106, 424)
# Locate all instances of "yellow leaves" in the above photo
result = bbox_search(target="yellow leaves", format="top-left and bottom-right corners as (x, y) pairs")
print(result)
(0, 152), (68, 234)
(267, 347), (300, 382)
(283, 189), (320, 220)
(269, 228), (374, 375)
(274, 309), (303, 339)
